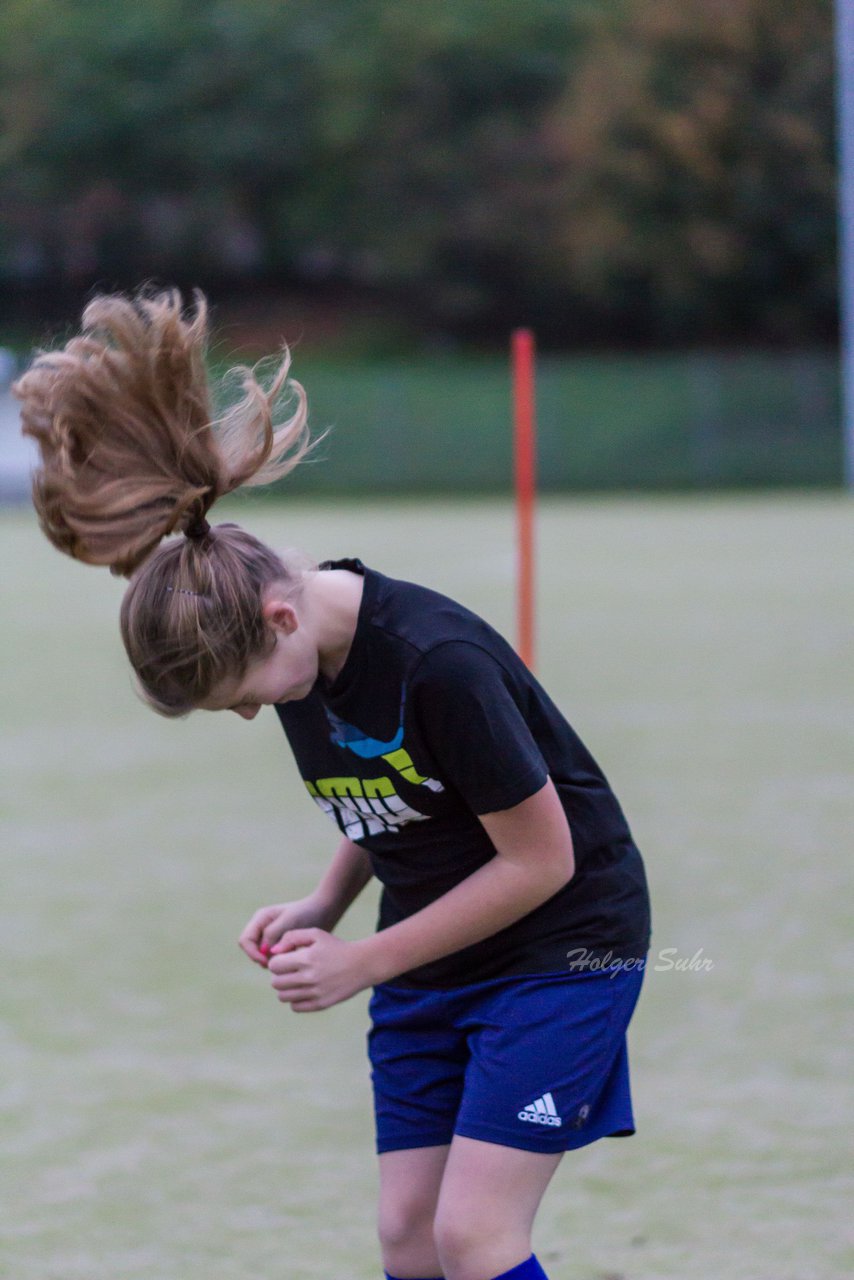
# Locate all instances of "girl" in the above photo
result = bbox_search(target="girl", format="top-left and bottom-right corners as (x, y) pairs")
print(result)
(15, 291), (650, 1280)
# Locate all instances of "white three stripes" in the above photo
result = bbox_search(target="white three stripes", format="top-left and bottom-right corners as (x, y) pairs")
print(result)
(525, 1092), (558, 1116)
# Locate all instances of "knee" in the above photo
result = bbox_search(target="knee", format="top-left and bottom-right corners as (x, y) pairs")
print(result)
(433, 1204), (526, 1280)
(432, 1205), (490, 1275)
(378, 1185), (437, 1256)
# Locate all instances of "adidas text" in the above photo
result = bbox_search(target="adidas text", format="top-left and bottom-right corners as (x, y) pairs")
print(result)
(518, 1093), (562, 1127)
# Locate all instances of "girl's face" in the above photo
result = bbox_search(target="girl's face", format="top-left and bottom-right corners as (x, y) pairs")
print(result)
(199, 605), (319, 719)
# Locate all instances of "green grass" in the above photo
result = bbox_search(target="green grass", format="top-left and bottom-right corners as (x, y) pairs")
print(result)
(2, 495), (852, 1279)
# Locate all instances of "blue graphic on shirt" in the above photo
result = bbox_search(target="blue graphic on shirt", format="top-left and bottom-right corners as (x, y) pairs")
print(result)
(324, 685), (407, 759)
(325, 707), (404, 758)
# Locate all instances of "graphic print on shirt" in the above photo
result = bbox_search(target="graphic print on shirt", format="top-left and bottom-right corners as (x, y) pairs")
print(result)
(304, 687), (444, 841)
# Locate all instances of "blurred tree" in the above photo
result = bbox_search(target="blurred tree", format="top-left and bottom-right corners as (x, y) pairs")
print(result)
(0, 0), (325, 279)
(296, 0), (586, 312)
(0, 0), (838, 344)
(543, 0), (837, 340)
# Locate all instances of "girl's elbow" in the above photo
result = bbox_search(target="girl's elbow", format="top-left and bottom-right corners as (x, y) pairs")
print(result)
(557, 851), (575, 890)
(541, 846), (574, 897)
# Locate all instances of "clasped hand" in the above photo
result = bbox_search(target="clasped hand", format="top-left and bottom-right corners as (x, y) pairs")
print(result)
(268, 929), (373, 1012)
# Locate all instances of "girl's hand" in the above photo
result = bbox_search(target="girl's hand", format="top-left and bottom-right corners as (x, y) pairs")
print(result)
(239, 897), (332, 968)
(267, 930), (375, 1012)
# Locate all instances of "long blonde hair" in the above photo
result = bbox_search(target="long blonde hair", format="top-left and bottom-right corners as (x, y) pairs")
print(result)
(14, 288), (314, 714)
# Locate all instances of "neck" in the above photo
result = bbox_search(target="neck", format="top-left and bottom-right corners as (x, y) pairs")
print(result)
(304, 568), (364, 683)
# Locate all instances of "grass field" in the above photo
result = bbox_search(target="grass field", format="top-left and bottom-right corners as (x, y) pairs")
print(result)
(2, 494), (852, 1280)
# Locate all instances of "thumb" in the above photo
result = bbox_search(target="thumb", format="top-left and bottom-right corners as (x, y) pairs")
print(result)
(270, 928), (320, 956)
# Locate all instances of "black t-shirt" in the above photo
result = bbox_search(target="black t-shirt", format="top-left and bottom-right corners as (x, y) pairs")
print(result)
(275, 559), (651, 988)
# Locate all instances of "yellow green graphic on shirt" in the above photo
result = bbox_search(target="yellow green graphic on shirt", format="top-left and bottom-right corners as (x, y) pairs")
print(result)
(304, 696), (444, 839)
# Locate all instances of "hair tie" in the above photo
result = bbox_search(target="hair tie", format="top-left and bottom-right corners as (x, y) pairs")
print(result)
(185, 515), (211, 540)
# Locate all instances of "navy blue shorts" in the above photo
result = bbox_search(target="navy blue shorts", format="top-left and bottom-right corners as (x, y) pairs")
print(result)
(367, 965), (644, 1155)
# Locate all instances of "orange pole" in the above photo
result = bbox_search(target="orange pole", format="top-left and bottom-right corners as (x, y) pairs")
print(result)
(512, 328), (536, 669)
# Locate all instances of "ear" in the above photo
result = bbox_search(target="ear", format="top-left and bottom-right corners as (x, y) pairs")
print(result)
(261, 595), (299, 636)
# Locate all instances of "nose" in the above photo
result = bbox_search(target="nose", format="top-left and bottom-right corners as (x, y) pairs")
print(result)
(233, 704), (261, 721)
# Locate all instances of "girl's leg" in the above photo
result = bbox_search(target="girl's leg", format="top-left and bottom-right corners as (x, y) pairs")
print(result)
(433, 1136), (562, 1280)
(378, 1145), (449, 1279)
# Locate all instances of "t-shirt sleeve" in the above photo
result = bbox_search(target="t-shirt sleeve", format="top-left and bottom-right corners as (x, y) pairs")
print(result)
(410, 640), (548, 815)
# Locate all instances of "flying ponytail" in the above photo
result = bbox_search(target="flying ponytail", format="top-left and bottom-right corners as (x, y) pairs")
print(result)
(14, 288), (317, 715)
(13, 288), (310, 577)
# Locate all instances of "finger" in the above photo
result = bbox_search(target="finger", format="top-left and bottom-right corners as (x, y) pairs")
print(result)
(271, 979), (309, 998)
(268, 953), (307, 976)
(238, 936), (269, 967)
(288, 999), (322, 1013)
(275, 983), (315, 1003)
(240, 905), (289, 964)
(269, 963), (312, 988)
(259, 914), (290, 950)
(271, 976), (313, 999)
(238, 921), (270, 958)
(241, 906), (277, 939)
(270, 928), (320, 956)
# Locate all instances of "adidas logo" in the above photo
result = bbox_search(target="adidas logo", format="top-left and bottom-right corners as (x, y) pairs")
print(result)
(518, 1092), (562, 1127)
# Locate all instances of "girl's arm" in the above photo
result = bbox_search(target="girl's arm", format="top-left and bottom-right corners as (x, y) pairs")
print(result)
(268, 779), (574, 1009)
(310, 835), (375, 928)
(359, 778), (572, 981)
(239, 836), (373, 965)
